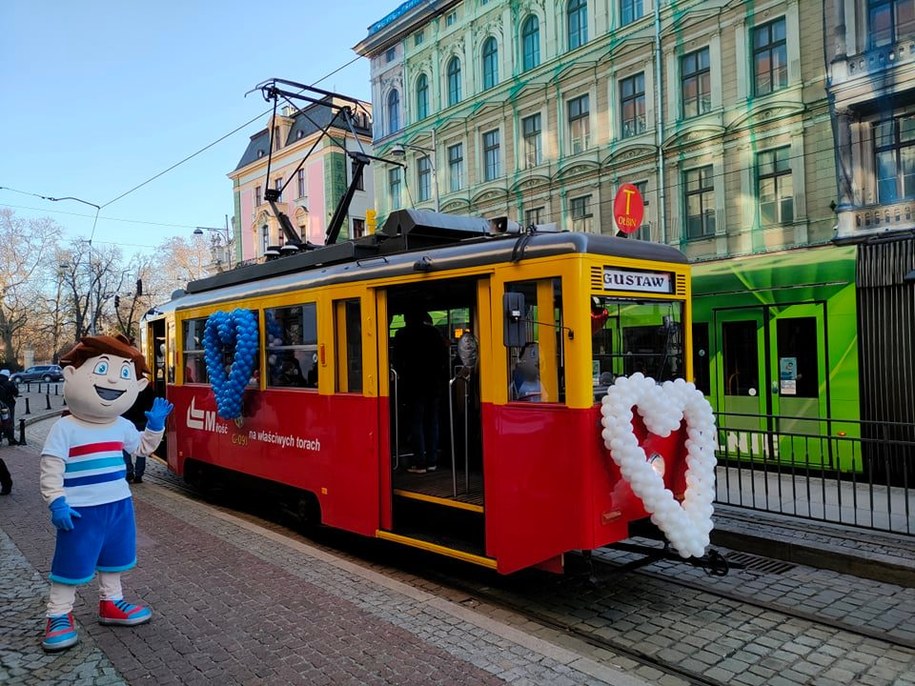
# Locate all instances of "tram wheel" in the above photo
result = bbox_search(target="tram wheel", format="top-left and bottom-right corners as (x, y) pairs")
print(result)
(294, 491), (321, 532)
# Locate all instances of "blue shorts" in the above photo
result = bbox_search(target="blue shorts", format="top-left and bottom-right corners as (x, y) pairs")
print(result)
(50, 498), (137, 585)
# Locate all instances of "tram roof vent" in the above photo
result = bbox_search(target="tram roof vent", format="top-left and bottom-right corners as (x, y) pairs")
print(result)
(380, 209), (490, 247)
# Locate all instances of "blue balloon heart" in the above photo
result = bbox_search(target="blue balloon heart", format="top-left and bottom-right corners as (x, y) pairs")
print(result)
(204, 309), (259, 420)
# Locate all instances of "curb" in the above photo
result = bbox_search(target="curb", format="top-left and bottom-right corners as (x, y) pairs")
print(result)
(712, 507), (915, 587)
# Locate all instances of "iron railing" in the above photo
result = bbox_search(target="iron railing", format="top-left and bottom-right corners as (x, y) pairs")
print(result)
(714, 412), (914, 536)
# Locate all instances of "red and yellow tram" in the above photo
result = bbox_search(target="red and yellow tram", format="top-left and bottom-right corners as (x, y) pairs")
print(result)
(142, 210), (695, 574)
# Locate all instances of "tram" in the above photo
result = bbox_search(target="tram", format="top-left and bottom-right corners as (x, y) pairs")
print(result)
(141, 209), (702, 574)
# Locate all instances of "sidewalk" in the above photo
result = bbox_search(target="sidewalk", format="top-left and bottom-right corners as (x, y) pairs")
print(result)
(0, 417), (646, 686)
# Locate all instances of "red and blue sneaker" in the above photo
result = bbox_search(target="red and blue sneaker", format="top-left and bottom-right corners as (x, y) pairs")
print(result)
(42, 612), (78, 651)
(98, 599), (152, 626)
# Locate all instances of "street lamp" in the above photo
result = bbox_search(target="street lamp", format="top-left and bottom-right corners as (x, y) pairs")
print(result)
(193, 217), (233, 269)
(391, 132), (439, 212)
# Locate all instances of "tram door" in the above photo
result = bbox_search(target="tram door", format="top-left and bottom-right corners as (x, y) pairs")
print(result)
(376, 278), (489, 561)
(714, 304), (829, 466)
(145, 317), (170, 460)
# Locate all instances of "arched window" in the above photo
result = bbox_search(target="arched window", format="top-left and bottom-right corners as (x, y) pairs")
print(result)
(482, 37), (499, 90)
(387, 89), (401, 135)
(415, 74), (429, 121)
(447, 57), (462, 106)
(522, 15), (540, 71)
(567, 0), (588, 50)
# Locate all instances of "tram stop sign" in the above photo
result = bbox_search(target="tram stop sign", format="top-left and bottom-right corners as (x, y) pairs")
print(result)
(614, 183), (644, 234)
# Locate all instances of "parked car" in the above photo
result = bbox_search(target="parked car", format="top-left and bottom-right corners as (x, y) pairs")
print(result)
(10, 365), (64, 384)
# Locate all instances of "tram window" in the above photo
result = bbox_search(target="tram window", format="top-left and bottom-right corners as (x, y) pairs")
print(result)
(776, 317), (818, 398)
(335, 299), (363, 393)
(505, 279), (565, 403)
(692, 323), (710, 395)
(265, 304), (318, 389)
(722, 320), (759, 396)
(182, 317), (209, 384)
(591, 298), (684, 395)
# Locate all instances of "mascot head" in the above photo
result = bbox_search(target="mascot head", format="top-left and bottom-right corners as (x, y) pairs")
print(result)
(60, 334), (150, 424)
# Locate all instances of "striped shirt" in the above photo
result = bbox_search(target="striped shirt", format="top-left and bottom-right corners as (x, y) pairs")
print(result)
(42, 416), (139, 507)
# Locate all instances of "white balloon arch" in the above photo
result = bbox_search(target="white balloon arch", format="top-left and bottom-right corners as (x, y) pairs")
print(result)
(600, 373), (718, 559)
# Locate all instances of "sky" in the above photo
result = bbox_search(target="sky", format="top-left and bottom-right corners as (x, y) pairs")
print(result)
(0, 0), (388, 255)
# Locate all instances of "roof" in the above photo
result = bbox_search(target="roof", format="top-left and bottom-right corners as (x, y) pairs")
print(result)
(233, 98), (372, 172)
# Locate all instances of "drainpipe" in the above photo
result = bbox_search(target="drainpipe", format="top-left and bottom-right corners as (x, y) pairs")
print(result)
(654, 0), (667, 244)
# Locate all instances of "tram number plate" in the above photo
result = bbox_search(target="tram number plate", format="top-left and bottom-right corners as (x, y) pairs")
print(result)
(602, 268), (672, 294)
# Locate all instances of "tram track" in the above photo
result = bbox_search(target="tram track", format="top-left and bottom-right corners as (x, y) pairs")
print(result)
(589, 548), (915, 652)
(143, 465), (915, 685)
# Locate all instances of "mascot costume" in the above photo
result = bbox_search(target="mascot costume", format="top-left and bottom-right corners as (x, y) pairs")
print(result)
(39, 334), (173, 651)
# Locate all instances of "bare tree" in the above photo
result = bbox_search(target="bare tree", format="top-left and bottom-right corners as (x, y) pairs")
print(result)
(57, 241), (125, 341)
(145, 236), (212, 304)
(0, 209), (63, 365)
(111, 253), (156, 341)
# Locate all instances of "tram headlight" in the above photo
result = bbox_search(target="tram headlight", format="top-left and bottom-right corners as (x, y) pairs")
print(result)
(648, 452), (666, 478)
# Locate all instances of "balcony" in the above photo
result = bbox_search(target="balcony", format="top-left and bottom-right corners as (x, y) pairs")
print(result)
(836, 200), (915, 239)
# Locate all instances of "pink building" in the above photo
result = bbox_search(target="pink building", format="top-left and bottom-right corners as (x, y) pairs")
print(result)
(229, 97), (374, 262)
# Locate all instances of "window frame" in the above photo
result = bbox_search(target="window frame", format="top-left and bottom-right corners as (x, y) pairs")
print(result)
(681, 47), (711, 119)
(567, 0), (588, 50)
(265, 303), (319, 390)
(620, 73), (646, 139)
(753, 17), (788, 97)
(415, 73), (429, 121)
(756, 146), (794, 225)
(522, 15), (541, 71)
(570, 194), (593, 232)
(683, 165), (716, 239)
(483, 128), (501, 181)
(522, 113), (543, 168)
(874, 116), (915, 203)
(417, 155), (432, 202)
(620, 0), (643, 25)
(297, 169), (305, 198)
(448, 143), (464, 192)
(567, 94), (591, 154)
(387, 89), (401, 135)
(482, 36), (499, 90)
(388, 166), (402, 208)
(447, 57), (462, 106)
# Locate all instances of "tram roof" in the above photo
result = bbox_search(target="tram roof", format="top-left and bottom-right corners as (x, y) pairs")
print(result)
(164, 210), (687, 314)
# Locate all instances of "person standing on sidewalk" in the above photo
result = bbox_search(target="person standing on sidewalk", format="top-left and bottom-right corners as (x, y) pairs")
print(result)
(38, 334), (173, 652)
(121, 384), (156, 483)
(0, 369), (20, 445)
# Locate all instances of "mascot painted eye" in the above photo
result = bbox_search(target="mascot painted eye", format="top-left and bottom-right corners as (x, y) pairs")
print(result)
(93, 361), (109, 375)
(120, 365), (132, 380)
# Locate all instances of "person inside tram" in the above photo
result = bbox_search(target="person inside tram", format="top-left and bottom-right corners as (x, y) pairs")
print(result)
(511, 342), (543, 402)
(273, 354), (307, 387)
(392, 308), (450, 474)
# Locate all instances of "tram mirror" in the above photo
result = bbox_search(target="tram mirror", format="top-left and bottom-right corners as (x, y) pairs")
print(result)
(503, 292), (529, 348)
(458, 331), (479, 370)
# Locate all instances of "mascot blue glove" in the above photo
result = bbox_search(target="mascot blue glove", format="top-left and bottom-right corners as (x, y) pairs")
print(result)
(144, 397), (174, 432)
(49, 496), (81, 531)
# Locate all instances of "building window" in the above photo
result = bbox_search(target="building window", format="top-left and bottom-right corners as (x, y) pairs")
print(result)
(683, 166), (715, 238)
(567, 0), (588, 50)
(633, 180), (651, 240)
(522, 113), (542, 168)
(352, 218), (366, 239)
(255, 185), (262, 207)
(447, 57), (462, 106)
(482, 37), (499, 89)
(571, 195), (593, 232)
(620, 73), (646, 138)
(273, 126), (282, 152)
(417, 156), (432, 202)
(274, 177), (283, 202)
(525, 206), (544, 225)
(483, 129), (501, 181)
(389, 167), (402, 208)
(869, 0), (915, 48)
(262, 224), (270, 253)
(620, 0), (643, 25)
(448, 143), (464, 192)
(387, 90), (401, 135)
(446, 11), (457, 26)
(415, 74), (429, 121)
(414, 30), (424, 46)
(753, 18), (788, 96)
(568, 94), (590, 153)
(681, 48), (711, 119)
(757, 147), (794, 225)
(875, 116), (915, 203)
(386, 47), (396, 63)
(522, 15), (541, 71)
(351, 159), (364, 191)
(297, 169), (305, 198)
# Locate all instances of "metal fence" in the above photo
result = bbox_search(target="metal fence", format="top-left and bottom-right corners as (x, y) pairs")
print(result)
(714, 412), (914, 536)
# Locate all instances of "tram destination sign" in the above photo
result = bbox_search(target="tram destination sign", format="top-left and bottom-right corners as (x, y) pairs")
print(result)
(602, 268), (672, 293)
